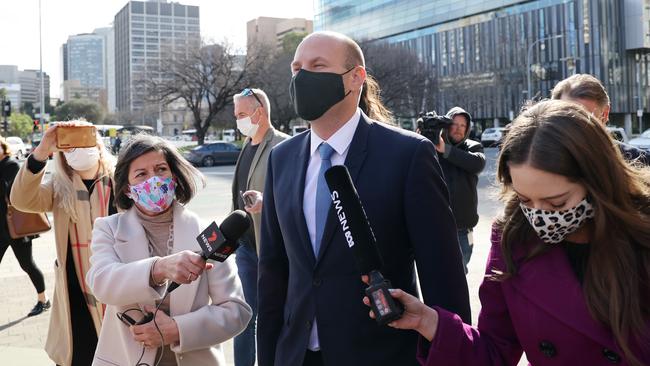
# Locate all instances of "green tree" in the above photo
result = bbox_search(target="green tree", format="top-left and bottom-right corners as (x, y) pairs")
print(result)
(55, 99), (104, 122)
(8, 113), (34, 139)
(0, 88), (6, 100)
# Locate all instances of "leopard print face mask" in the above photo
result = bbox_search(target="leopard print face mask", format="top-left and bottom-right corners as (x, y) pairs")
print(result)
(520, 197), (595, 244)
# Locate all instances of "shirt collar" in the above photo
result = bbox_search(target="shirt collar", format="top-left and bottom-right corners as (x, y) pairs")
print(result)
(309, 108), (361, 156)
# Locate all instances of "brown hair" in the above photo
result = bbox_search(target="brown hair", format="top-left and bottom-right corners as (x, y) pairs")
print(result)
(551, 74), (610, 107)
(113, 134), (205, 210)
(0, 137), (11, 156)
(495, 100), (650, 366)
(341, 35), (394, 124)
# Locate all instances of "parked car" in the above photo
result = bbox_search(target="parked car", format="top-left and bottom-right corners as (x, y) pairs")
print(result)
(629, 129), (650, 152)
(605, 126), (629, 143)
(183, 141), (241, 167)
(222, 129), (236, 142)
(480, 127), (506, 147)
(6, 136), (29, 159)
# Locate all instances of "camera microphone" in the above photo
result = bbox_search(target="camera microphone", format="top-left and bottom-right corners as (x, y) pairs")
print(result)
(324, 165), (403, 325)
(166, 210), (250, 293)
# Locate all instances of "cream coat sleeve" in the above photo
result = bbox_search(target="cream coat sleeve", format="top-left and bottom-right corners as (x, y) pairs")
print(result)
(86, 217), (166, 305)
(171, 258), (252, 353)
(9, 160), (54, 213)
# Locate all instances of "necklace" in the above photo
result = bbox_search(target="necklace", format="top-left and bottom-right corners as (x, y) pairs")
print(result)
(146, 222), (174, 257)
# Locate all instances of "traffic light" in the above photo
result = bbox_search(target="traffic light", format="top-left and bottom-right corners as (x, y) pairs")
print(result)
(33, 120), (39, 132)
(2, 100), (10, 117)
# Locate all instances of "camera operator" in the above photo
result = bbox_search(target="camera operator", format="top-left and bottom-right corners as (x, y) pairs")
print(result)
(421, 107), (485, 274)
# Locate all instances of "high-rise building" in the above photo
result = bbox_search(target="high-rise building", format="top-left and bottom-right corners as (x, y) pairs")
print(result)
(314, 0), (650, 133)
(0, 83), (21, 110)
(19, 70), (50, 107)
(247, 17), (313, 53)
(0, 65), (50, 111)
(114, 0), (201, 112)
(94, 27), (117, 112)
(63, 33), (107, 108)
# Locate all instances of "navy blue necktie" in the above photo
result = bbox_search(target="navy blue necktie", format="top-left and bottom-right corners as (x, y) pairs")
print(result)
(314, 142), (335, 255)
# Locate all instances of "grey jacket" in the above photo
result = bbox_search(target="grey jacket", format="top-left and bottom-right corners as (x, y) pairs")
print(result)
(231, 127), (289, 254)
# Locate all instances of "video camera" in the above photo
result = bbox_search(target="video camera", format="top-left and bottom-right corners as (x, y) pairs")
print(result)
(416, 111), (453, 144)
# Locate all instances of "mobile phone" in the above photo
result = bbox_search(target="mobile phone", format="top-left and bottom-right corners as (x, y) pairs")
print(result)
(239, 190), (255, 207)
(56, 126), (97, 149)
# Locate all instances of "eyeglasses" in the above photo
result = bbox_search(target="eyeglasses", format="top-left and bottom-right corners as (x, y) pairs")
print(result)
(240, 88), (264, 108)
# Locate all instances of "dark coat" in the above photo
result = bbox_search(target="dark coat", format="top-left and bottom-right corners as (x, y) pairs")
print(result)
(257, 113), (471, 366)
(0, 156), (29, 242)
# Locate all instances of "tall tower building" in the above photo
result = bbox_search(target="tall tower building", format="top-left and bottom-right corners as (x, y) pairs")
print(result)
(114, 0), (200, 112)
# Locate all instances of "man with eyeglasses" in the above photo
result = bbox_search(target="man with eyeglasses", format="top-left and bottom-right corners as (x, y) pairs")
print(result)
(433, 107), (486, 274)
(231, 87), (288, 366)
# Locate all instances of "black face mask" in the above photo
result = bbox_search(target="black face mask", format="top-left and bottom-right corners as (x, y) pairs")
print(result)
(289, 67), (354, 121)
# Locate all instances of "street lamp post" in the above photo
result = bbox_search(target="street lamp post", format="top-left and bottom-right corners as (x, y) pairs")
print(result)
(527, 34), (564, 99)
(39, 0), (45, 128)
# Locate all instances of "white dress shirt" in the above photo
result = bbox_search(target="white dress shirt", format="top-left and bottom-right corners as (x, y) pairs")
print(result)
(303, 108), (361, 351)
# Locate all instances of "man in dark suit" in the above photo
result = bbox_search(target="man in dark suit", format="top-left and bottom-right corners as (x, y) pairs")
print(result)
(257, 31), (471, 366)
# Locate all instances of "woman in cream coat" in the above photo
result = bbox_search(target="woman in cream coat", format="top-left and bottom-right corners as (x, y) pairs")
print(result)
(86, 135), (251, 366)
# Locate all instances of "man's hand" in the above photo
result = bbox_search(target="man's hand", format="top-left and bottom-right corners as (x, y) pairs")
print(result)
(434, 135), (446, 153)
(243, 190), (263, 214)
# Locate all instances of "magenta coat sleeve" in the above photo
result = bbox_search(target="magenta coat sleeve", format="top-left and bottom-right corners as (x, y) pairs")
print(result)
(416, 227), (524, 366)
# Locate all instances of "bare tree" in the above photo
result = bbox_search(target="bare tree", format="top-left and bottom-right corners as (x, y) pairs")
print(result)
(147, 41), (255, 145)
(361, 41), (435, 120)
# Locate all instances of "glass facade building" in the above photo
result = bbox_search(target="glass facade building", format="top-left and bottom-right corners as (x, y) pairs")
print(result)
(315, 0), (650, 131)
(115, 0), (200, 112)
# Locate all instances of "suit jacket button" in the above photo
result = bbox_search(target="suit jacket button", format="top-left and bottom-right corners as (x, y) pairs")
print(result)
(312, 278), (322, 287)
(602, 348), (621, 363)
(538, 341), (556, 357)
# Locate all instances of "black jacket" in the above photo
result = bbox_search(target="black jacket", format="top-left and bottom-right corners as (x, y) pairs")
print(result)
(618, 141), (649, 166)
(438, 108), (486, 230)
(0, 156), (28, 242)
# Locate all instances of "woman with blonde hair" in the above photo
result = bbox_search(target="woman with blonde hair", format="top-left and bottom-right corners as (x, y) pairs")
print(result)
(11, 121), (117, 365)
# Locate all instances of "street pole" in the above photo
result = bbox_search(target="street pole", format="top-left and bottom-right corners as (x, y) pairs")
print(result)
(39, 0), (45, 129)
(527, 34), (564, 100)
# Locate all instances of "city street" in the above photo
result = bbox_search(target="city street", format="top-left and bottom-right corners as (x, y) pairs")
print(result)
(0, 148), (515, 365)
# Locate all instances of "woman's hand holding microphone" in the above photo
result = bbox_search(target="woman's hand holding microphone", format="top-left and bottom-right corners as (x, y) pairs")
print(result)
(151, 250), (214, 286)
(363, 288), (440, 342)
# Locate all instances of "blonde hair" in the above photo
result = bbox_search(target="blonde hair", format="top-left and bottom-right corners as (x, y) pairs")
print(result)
(0, 137), (11, 156)
(51, 121), (116, 222)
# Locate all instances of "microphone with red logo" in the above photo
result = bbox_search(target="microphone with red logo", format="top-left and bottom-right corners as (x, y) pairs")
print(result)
(324, 165), (403, 326)
(166, 210), (250, 293)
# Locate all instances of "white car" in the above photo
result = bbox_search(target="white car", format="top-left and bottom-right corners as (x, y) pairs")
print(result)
(629, 129), (650, 151)
(480, 127), (506, 147)
(6, 136), (29, 159)
(605, 126), (629, 143)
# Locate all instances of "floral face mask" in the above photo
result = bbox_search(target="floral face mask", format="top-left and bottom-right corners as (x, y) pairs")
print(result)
(128, 176), (176, 213)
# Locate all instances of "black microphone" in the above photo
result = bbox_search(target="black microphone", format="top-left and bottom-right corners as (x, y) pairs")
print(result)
(324, 165), (403, 325)
(166, 210), (250, 293)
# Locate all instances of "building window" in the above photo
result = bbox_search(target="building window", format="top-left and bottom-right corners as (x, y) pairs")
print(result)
(132, 22), (144, 29)
(145, 1), (158, 15)
(131, 1), (144, 14)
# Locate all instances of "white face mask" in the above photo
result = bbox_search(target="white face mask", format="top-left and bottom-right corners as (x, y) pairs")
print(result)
(64, 147), (100, 172)
(236, 109), (260, 137)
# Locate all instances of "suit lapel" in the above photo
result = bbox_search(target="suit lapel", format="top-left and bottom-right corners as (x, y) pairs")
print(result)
(247, 128), (274, 188)
(316, 114), (371, 264)
(295, 131), (317, 265)
(510, 245), (614, 347)
(169, 202), (201, 316)
(114, 208), (150, 264)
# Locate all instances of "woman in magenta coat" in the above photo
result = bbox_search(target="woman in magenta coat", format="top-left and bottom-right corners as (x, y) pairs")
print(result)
(366, 100), (650, 366)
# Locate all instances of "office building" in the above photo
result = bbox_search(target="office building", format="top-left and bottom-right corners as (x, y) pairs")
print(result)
(63, 33), (107, 107)
(247, 17), (312, 53)
(314, 0), (650, 132)
(114, 0), (201, 112)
